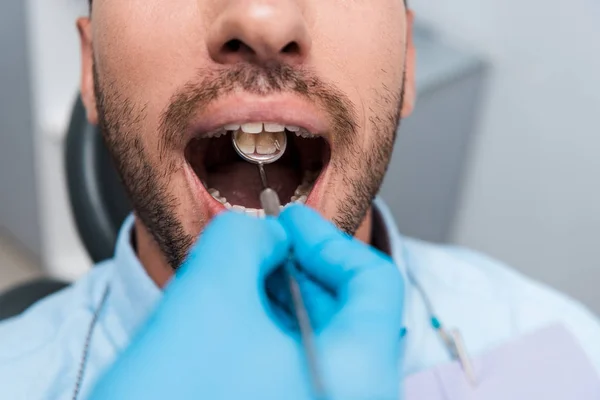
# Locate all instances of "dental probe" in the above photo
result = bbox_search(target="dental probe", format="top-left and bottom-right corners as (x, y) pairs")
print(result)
(258, 163), (327, 399)
(231, 131), (327, 399)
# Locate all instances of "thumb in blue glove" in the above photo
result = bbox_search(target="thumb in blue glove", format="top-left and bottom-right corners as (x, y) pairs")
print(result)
(87, 213), (305, 399)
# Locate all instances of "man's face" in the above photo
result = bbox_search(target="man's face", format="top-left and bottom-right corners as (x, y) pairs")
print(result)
(78, 0), (415, 269)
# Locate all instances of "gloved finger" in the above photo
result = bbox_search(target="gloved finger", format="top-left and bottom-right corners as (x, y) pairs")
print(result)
(265, 268), (338, 332)
(169, 212), (290, 305)
(280, 206), (403, 398)
(279, 205), (404, 334)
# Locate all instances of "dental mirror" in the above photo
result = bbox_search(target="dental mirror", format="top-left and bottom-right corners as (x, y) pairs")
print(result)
(231, 130), (288, 164)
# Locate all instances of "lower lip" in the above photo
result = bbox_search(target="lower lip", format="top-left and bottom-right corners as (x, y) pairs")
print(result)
(184, 162), (327, 217)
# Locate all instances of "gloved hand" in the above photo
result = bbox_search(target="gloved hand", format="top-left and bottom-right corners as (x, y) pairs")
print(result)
(87, 205), (404, 400)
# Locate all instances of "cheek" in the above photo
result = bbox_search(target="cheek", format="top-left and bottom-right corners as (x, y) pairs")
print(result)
(93, 0), (209, 153)
(312, 3), (406, 130)
(95, 0), (205, 73)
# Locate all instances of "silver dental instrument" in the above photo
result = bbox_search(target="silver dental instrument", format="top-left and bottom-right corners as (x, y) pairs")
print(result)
(232, 131), (327, 399)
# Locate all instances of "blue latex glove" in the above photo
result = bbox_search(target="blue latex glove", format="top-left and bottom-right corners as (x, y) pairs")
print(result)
(87, 205), (404, 400)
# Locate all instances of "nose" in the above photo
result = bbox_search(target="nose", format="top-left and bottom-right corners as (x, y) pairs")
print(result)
(207, 0), (312, 65)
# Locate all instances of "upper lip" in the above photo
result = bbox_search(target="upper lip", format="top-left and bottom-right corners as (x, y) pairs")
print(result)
(184, 94), (331, 142)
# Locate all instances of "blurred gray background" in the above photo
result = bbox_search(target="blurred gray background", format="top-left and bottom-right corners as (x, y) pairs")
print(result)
(1, 0), (599, 314)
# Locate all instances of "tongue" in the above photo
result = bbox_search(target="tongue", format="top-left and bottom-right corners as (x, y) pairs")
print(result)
(207, 161), (300, 209)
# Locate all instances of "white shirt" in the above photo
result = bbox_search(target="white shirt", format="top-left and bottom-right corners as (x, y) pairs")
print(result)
(0, 199), (599, 399)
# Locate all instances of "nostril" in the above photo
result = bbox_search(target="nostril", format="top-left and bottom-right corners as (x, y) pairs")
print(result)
(224, 39), (241, 52)
(281, 42), (300, 54)
(222, 39), (254, 55)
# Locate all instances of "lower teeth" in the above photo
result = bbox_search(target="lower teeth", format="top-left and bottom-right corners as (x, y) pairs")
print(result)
(207, 170), (317, 216)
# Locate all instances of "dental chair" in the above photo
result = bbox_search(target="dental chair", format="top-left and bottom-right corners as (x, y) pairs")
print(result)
(0, 96), (130, 321)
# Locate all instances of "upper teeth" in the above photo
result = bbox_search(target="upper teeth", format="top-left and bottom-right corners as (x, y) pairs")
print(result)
(236, 122), (299, 135)
(240, 123), (263, 134)
(205, 123), (316, 139)
(264, 123), (285, 133)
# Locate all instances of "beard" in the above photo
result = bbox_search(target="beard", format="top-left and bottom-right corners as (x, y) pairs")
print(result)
(93, 63), (404, 270)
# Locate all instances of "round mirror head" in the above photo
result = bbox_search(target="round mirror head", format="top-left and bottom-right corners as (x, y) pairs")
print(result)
(232, 130), (287, 164)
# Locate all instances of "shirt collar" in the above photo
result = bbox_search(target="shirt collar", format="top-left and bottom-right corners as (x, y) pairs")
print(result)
(372, 197), (409, 284)
(107, 198), (408, 342)
(108, 215), (162, 343)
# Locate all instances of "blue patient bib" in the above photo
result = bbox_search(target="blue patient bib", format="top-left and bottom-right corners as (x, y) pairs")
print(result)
(405, 324), (600, 399)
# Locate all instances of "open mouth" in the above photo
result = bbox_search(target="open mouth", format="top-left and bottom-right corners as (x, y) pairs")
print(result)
(185, 123), (331, 216)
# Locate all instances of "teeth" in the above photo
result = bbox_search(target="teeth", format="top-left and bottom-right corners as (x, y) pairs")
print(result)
(264, 123), (285, 133)
(289, 169), (320, 202)
(223, 203), (267, 217)
(216, 123), (318, 140)
(235, 131), (256, 154)
(241, 123), (263, 134)
(210, 123), (319, 141)
(209, 191), (306, 215)
(208, 188), (274, 217)
(294, 183), (311, 197)
(256, 131), (285, 155)
(207, 188), (227, 203)
(290, 195), (308, 204)
(206, 129), (227, 138)
(289, 127), (315, 139)
(293, 128), (315, 139)
(206, 170), (320, 209)
(295, 195), (308, 204)
(224, 124), (241, 131)
(234, 130), (285, 156)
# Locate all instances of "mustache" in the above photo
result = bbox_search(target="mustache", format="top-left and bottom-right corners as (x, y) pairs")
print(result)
(159, 63), (358, 150)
